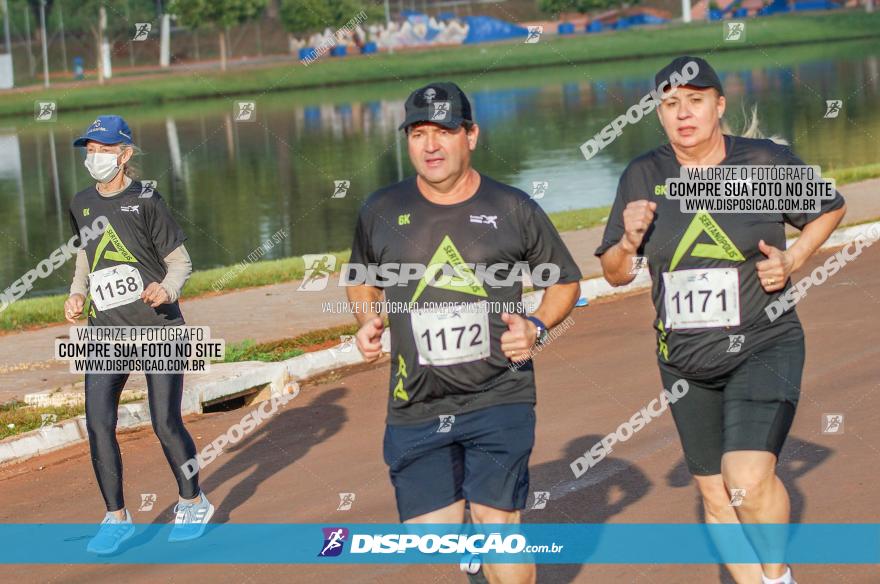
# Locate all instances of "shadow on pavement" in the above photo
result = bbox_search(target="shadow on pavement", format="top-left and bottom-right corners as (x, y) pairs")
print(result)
(526, 434), (653, 584)
(147, 386), (348, 526)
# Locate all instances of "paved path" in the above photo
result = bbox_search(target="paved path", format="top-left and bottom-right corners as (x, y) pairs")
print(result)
(0, 178), (877, 404)
(1, 244), (877, 583)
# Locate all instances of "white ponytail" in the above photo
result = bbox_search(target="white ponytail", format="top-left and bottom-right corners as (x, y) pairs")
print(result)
(721, 104), (788, 145)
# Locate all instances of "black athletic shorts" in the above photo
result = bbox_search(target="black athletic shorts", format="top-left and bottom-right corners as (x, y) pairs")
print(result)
(659, 336), (805, 476)
(383, 403), (535, 522)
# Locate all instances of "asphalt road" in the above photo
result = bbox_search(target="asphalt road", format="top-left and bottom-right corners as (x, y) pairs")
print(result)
(1, 244), (878, 584)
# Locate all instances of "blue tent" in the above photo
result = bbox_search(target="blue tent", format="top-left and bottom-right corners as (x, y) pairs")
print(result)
(463, 16), (529, 44)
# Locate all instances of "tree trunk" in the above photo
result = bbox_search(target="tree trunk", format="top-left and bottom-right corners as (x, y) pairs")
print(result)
(98, 6), (107, 84)
(92, 28), (103, 85)
(218, 30), (227, 71)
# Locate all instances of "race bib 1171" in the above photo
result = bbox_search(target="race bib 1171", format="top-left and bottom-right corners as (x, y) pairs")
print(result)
(663, 268), (740, 330)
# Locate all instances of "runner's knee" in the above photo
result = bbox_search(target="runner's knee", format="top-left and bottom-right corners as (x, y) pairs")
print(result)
(722, 464), (775, 498)
(694, 476), (732, 517)
(85, 411), (117, 440)
(469, 503), (519, 525)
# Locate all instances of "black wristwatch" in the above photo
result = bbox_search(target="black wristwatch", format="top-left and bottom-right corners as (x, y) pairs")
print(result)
(526, 316), (549, 347)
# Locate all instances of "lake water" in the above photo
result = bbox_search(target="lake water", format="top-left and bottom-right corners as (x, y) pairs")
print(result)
(1, 39), (878, 294)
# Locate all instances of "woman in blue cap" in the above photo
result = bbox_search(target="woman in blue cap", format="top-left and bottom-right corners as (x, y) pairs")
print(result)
(64, 115), (214, 554)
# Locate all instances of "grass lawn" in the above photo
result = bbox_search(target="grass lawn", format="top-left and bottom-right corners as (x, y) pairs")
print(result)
(0, 397), (141, 440)
(222, 323), (367, 363)
(1, 12), (878, 117)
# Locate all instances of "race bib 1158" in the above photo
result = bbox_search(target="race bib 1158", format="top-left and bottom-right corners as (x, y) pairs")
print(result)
(89, 264), (144, 311)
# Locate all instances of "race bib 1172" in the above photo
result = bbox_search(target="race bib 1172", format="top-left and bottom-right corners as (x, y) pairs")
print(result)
(410, 302), (491, 366)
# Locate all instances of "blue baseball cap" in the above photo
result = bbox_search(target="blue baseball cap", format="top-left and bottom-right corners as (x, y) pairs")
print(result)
(73, 115), (133, 147)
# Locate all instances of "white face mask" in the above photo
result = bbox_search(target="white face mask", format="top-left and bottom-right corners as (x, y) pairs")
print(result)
(84, 151), (122, 183)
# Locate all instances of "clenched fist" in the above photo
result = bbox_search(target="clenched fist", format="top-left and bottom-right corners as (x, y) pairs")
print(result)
(64, 293), (85, 323)
(500, 312), (537, 362)
(141, 282), (170, 308)
(621, 200), (658, 254)
(356, 317), (385, 362)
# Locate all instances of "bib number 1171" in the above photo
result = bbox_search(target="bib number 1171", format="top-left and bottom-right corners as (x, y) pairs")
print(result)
(663, 268), (740, 329)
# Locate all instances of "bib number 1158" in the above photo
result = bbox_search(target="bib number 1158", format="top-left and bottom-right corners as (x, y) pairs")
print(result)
(89, 264), (144, 311)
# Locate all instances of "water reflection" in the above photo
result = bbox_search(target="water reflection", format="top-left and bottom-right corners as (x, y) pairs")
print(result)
(1, 42), (878, 294)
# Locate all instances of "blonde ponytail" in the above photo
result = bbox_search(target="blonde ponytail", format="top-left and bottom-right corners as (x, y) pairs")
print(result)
(721, 104), (788, 145)
(122, 144), (143, 180)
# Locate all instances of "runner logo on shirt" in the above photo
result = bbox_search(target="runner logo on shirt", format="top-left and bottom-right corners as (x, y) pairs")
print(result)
(469, 214), (498, 229)
(410, 235), (488, 302)
(90, 223), (138, 271)
(393, 355), (409, 401)
(669, 211), (745, 271)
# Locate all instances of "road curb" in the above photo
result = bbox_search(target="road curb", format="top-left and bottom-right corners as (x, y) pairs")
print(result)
(2, 220), (875, 467)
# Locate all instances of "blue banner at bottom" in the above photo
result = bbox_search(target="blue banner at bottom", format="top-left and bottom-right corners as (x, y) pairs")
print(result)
(1, 524), (878, 564)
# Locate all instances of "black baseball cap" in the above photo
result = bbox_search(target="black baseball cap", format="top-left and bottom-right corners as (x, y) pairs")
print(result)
(399, 82), (474, 132)
(654, 56), (724, 96)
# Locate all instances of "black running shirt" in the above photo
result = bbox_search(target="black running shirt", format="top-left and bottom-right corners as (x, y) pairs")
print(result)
(349, 173), (582, 425)
(596, 135), (844, 380)
(69, 181), (187, 327)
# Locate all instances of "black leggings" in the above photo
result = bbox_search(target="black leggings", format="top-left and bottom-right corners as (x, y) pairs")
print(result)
(85, 372), (199, 511)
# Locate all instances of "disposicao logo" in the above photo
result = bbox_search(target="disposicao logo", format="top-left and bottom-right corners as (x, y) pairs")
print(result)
(318, 527), (349, 557)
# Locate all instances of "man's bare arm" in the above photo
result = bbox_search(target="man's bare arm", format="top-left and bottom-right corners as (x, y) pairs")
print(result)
(346, 284), (383, 326)
(531, 281), (581, 328)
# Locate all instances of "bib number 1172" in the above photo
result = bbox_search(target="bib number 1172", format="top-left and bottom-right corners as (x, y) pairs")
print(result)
(410, 303), (491, 366)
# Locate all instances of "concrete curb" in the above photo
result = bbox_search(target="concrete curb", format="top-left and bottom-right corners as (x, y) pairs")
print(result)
(0, 401), (153, 466)
(3, 220), (876, 467)
(24, 382), (145, 408)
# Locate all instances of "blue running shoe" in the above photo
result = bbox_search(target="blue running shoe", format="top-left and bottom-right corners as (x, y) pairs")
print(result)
(86, 509), (135, 554)
(168, 491), (215, 542)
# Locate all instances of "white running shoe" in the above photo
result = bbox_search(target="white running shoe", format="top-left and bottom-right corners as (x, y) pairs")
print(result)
(762, 566), (796, 584)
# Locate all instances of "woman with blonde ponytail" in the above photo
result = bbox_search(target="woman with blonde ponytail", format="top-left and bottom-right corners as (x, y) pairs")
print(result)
(594, 57), (846, 584)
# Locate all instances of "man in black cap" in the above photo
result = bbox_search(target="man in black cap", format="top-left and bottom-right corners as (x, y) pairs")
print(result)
(345, 82), (582, 583)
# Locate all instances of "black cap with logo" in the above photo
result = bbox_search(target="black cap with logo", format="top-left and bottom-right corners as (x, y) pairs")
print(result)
(399, 82), (474, 131)
(654, 56), (724, 96)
